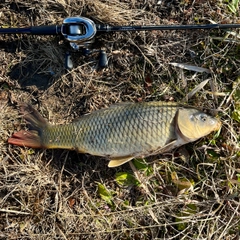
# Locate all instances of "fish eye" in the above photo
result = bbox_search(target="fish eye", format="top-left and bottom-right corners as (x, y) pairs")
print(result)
(199, 114), (207, 122)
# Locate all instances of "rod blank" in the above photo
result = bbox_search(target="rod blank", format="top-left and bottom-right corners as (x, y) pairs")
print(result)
(96, 23), (240, 32)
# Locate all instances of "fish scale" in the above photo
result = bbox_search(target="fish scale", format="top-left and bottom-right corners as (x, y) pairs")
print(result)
(8, 101), (221, 167)
(45, 103), (173, 154)
(70, 102), (177, 157)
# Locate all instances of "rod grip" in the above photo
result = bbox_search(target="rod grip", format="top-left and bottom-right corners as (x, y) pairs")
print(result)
(30, 25), (61, 35)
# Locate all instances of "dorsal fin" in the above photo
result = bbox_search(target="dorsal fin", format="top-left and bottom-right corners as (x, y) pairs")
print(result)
(109, 102), (134, 108)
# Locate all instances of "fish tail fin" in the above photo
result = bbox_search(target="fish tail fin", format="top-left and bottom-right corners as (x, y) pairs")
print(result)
(8, 130), (42, 148)
(8, 104), (48, 148)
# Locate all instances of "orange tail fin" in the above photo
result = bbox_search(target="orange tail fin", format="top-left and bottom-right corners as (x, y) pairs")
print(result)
(8, 103), (48, 148)
(8, 130), (42, 148)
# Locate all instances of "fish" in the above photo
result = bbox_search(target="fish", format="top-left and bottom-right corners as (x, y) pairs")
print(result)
(8, 102), (221, 167)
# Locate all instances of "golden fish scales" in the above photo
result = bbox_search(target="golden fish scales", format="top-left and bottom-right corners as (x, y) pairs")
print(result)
(8, 101), (221, 167)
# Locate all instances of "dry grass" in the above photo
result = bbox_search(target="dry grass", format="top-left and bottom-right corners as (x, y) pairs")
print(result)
(0, 0), (240, 239)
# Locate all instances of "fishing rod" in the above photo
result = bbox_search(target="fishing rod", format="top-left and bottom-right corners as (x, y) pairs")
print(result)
(1, 16), (240, 68)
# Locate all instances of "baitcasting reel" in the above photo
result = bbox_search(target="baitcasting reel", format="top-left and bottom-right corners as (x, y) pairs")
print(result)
(61, 17), (106, 69)
(61, 16), (97, 50)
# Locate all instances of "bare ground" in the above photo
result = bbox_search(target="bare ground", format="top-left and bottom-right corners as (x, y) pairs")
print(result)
(0, 0), (240, 239)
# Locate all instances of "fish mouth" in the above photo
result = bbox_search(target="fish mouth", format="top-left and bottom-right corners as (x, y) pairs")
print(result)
(214, 119), (222, 131)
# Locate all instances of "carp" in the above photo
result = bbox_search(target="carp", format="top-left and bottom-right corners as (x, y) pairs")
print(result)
(8, 102), (221, 167)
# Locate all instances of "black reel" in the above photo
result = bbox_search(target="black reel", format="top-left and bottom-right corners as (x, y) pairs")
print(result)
(62, 17), (108, 70)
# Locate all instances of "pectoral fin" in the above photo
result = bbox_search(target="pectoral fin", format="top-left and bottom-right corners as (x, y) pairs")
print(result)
(157, 140), (178, 153)
(108, 156), (134, 168)
(150, 140), (182, 155)
(108, 140), (184, 168)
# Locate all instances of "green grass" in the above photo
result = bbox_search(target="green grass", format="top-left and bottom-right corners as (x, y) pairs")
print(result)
(0, 0), (240, 239)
